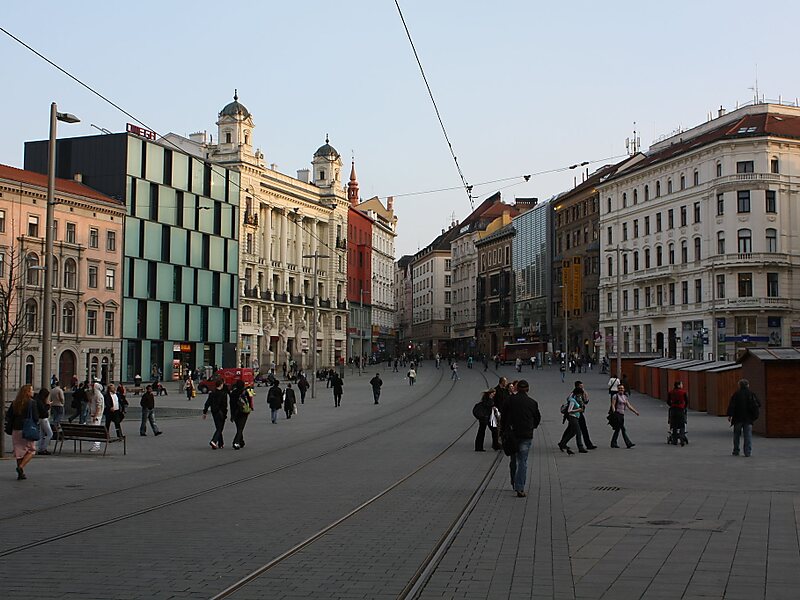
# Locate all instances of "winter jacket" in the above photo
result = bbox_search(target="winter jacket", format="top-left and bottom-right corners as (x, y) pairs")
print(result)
(502, 392), (541, 440)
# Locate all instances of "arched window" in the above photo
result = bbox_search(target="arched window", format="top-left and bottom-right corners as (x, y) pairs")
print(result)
(633, 251), (639, 271)
(51, 256), (58, 288)
(622, 193), (627, 208)
(656, 245), (663, 266)
(63, 258), (77, 290)
(668, 243), (675, 265)
(242, 305), (252, 323)
(335, 315), (342, 330)
(694, 237), (701, 261)
(717, 231), (725, 254)
(644, 185), (649, 201)
(244, 131), (250, 145)
(667, 179), (673, 194)
(737, 229), (752, 253)
(633, 189), (638, 204)
(766, 228), (777, 252)
(51, 301), (57, 333)
(681, 240), (688, 263)
(693, 170), (699, 186)
(62, 302), (75, 334)
(26, 253), (40, 285)
(24, 300), (38, 332)
(655, 181), (661, 197)
(644, 248), (651, 268)
(716, 162), (722, 177)
(680, 174), (686, 190)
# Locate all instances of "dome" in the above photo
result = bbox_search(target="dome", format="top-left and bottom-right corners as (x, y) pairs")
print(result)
(314, 135), (339, 159)
(219, 90), (250, 119)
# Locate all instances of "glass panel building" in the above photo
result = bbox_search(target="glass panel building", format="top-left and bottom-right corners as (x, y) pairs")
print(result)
(512, 202), (551, 345)
(25, 131), (240, 382)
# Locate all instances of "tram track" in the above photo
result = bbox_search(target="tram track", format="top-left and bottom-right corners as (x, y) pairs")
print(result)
(0, 366), (452, 557)
(208, 367), (505, 600)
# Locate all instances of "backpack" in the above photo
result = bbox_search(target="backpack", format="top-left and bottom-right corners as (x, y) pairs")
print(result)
(560, 397), (571, 416)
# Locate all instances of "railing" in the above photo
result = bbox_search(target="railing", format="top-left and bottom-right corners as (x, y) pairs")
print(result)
(291, 294), (303, 305)
(725, 296), (791, 308)
(271, 261), (281, 268)
(243, 287), (258, 298)
(335, 237), (347, 250)
(715, 173), (782, 185)
(337, 301), (348, 310)
(319, 299), (331, 309)
(243, 211), (259, 226)
(260, 290), (272, 300)
(305, 296), (314, 306)
(274, 292), (288, 302)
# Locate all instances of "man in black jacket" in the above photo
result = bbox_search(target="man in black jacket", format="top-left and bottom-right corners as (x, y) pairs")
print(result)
(727, 378), (760, 457)
(502, 380), (541, 497)
(203, 378), (228, 449)
(369, 374), (383, 405)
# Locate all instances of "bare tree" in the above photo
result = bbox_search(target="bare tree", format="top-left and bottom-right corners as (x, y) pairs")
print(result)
(0, 238), (38, 458)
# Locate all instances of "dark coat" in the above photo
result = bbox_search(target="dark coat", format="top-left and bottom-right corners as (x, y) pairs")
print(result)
(284, 388), (296, 410)
(140, 391), (156, 410)
(267, 385), (284, 410)
(204, 387), (229, 416)
(103, 392), (128, 417)
(370, 376), (382, 390)
(727, 388), (760, 424)
(332, 376), (344, 395)
(503, 392), (541, 440)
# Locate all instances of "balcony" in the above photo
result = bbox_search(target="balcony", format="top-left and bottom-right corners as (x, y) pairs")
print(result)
(715, 172), (782, 188)
(337, 300), (348, 310)
(243, 211), (259, 227)
(319, 299), (331, 309)
(336, 237), (347, 250)
(243, 286), (258, 298)
(305, 296), (314, 306)
(713, 252), (792, 268)
(725, 296), (791, 310)
(274, 292), (288, 303)
(291, 294), (304, 305)
(260, 289), (272, 300)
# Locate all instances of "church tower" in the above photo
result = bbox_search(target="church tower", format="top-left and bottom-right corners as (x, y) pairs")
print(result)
(312, 135), (343, 190)
(347, 159), (360, 206)
(215, 90), (256, 162)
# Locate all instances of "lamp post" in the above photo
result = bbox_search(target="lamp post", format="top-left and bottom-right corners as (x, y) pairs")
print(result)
(614, 244), (632, 379)
(42, 103), (79, 388)
(303, 251), (328, 399)
(359, 286), (365, 376)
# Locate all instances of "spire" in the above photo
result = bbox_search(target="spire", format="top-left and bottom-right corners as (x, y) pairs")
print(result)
(347, 158), (360, 206)
(234, 89), (238, 101)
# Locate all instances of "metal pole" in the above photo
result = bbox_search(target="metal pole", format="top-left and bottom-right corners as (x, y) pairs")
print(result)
(564, 282), (569, 361)
(711, 261), (717, 361)
(304, 251), (329, 400)
(359, 287), (364, 375)
(615, 244), (622, 379)
(41, 103), (58, 389)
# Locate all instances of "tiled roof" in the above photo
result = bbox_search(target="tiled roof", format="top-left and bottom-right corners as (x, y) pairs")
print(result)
(0, 163), (121, 206)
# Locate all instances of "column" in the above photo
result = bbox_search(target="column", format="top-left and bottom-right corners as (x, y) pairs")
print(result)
(280, 207), (288, 290)
(263, 204), (272, 287)
(297, 214), (304, 268)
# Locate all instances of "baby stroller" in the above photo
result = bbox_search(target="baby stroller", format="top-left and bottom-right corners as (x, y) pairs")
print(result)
(667, 407), (689, 446)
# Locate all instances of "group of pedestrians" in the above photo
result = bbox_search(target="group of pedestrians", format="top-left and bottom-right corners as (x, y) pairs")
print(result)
(202, 378), (256, 449)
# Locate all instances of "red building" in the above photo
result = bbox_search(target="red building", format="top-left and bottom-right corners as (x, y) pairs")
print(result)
(347, 162), (373, 361)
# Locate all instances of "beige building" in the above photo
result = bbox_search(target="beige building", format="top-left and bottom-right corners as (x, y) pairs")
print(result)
(162, 93), (349, 371)
(0, 164), (125, 389)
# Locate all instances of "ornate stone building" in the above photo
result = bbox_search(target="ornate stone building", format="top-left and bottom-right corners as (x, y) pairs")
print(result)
(163, 93), (349, 371)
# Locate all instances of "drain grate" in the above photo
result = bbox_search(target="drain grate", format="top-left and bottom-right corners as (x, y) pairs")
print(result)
(592, 486), (622, 491)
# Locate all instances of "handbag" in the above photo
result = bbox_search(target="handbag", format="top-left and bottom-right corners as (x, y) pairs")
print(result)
(502, 430), (518, 456)
(22, 402), (40, 441)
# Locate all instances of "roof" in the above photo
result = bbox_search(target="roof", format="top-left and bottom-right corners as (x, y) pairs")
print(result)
(552, 157), (641, 207)
(475, 223), (515, 246)
(0, 163), (122, 206)
(219, 91), (251, 119)
(740, 348), (800, 362)
(314, 135), (340, 159)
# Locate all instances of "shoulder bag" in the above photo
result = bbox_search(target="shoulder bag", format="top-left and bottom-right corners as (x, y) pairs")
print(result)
(22, 402), (40, 441)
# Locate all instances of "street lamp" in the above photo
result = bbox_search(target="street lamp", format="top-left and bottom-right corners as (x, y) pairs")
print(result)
(42, 103), (80, 388)
(614, 244), (632, 379)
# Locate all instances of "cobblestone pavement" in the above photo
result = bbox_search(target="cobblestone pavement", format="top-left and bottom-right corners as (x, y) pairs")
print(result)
(1, 363), (799, 599)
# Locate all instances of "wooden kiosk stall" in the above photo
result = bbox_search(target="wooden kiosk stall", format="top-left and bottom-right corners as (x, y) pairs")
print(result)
(682, 361), (735, 411)
(705, 363), (742, 416)
(739, 348), (800, 437)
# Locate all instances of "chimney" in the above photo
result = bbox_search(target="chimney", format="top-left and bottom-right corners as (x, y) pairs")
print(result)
(73, 173), (83, 183)
(387, 195), (394, 211)
(270, 163), (278, 172)
(718, 105), (726, 118)
(189, 131), (208, 144)
(297, 169), (310, 183)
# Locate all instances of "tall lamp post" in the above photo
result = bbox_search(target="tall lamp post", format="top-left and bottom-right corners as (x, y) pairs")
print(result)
(614, 244), (632, 379)
(42, 103), (80, 388)
(303, 251), (328, 399)
(358, 286), (365, 376)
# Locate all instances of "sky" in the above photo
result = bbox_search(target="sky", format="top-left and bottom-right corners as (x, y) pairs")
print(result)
(2, 0), (800, 257)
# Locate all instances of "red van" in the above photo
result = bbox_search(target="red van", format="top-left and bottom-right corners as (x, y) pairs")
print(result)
(198, 368), (255, 393)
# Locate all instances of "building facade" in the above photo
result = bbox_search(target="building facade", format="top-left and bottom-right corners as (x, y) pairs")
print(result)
(161, 94), (349, 372)
(475, 220), (515, 357)
(598, 102), (800, 361)
(347, 204), (372, 363)
(25, 129), (240, 382)
(395, 255), (413, 354)
(410, 228), (455, 357)
(512, 199), (550, 350)
(0, 164), (125, 389)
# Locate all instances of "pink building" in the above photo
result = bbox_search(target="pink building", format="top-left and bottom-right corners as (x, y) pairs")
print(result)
(0, 164), (125, 389)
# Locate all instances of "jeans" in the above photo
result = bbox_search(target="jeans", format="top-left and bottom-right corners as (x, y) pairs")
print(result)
(611, 414), (633, 447)
(140, 407), (160, 435)
(733, 422), (753, 456)
(233, 413), (248, 447)
(51, 406), (64, 434)
(559, 415), (584, 450)
(300, 389), (306, 404)
(270, 409), (279, 423)
(210, 411), (225, 447)
(578, 413), (594, 447)
(509, 438), (532, 492)
(451, 370), (459, 380)
(373, 390), (381, 404)
(38, 417), (53, 452)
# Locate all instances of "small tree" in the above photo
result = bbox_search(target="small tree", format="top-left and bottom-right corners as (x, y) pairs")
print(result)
(0, 238), (37, 458)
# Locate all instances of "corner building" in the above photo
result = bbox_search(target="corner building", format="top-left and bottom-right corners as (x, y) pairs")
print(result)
(25, 129), (240, 382)
(597, 103), (800, 360)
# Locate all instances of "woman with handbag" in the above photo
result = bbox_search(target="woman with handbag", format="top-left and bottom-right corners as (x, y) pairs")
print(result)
(5, 385), (39, 480)
(229, 380), (252, 449)
(610, 384), (639, 448)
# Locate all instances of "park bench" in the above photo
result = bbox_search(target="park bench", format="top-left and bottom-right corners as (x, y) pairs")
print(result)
(54, 423), (127, 457)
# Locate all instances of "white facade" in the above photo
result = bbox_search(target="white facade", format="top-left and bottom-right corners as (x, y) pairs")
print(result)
(410, 230), (453, 355)
(449, 228), (479, 351)
(598, 103), (800, 360)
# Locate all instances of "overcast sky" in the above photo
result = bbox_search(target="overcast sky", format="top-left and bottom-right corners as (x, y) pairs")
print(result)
(2, 0), (799, 256)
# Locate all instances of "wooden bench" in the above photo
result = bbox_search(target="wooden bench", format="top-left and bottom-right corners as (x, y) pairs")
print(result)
(54, 423), (126, 457)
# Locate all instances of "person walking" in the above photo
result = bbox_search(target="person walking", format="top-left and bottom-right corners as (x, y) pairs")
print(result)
(230, 380), (253, 449)
(407, 366), (417, 386)
(667, 381), (689, 446)
(610, 383), (639, 448)
(727, 379), (760, 457)
(184, 375), (195, 401)
(296, 373), (309, 404)
(451, 362), (459, 381)
(202, 378), (228, 449)
(559, 360), (566, 382)
(607, 373), (621, 400)
(515, 357), (522, 373)
(267, 381), (284, 423)
(50, 382), (65, 440)
(558, 383), (587, 455)
(68, 381), (87, 423)
(501, 380), (541, 498)
(284, 383), (297, 419)
(472, 389), (497, 452)
(332, 373), (344, 407)
(36, 388), (53, 455)
(139, 385), (162, 436)
(5, 385), (39, 480)
(575, 381), (596, 449)
(88, 379), (105, 452)
(370, 373), (383, 404)
(103, 384), (127, 440)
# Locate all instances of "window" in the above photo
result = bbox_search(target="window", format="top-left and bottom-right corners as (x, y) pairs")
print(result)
(694, 279), (702, 303)
(623, 254), (629, 275)
(680, 206), (687, 226)
(681, 241), (688, 264)
(656, 285), (663, 306)
(607, 256), (613, 277)
(717, 231), (725, 255)
(633, 289), (639, 310)
(28, 215), (39, 237)
(668, 243), (675, 265)
(716, 162), (722, 177)
(693, 202), (700, 223)
(51, 302), (56, 334)
(737, 273), (753, 297)
(737, 190), (751, 213)
(656, 181), (661, 197)
(607, 227), (613, 245)
(245, 233), (253, 254)
(607, 197), (611, 213)
(644, 216), (650, 235)
(716, 274), (725, 299)
(668, 283), (675, 305)
(25, 300), (38, 332)
(680, 175), (685, 190)
(444, 275), (451, 287)
(62, 303), (75, 334)
(87, 309), (97, 335)
(63, 259), (77, 289)
(656, 213), (662, 232)
(89, 228), (99, 248)
(633, 251), (639, 271)
(104, 311), (115, 336)
(767, 272), (779, 297)
(716, 193), (724, 216)
(335, 315), (342, 330)
(766, 190), (776, 213)
(644, 248), (651, 268)
(693, 238), (701, 261)
(66, 222), (76, 244)
(622, 223), (628, 241)
(766, 228), (777, 252)
(681, 281), (689, 304)
(88, 265), (98, 288)
(633, 220), (639, 238)
(644, 185), (649, 201)
(736, 161), (754, 174)
(105, 268), (116, 290)
(444, 291), (451, 303)
(26, 254), (40, 285)
(622, 290), (629, 311)
(668, 209), (674, 229)
(771, 158), (779, 174)
(737, 229), (752, 253)
(226, 132), (232, 144)
(0, 252), (3, 278)
(633, 189), (638, 204)
(622, 193), (627, 208)
(0, 209), (4, 233)
(242, 305), (252, 323)
(656, 245), (663, 266)
(667, 179), (673, 194)
(693, 171), (699, 186)
(106, 231), (116, 251)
